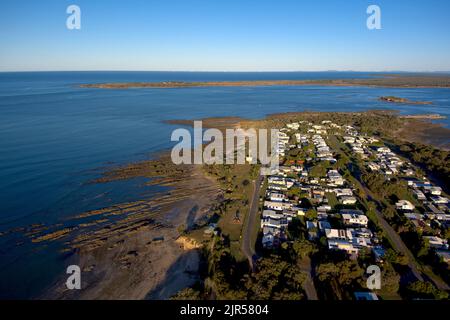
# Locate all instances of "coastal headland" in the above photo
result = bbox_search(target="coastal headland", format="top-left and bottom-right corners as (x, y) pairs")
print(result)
(4, 110), (449, 299)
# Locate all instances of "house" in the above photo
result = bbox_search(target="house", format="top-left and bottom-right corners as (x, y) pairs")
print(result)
(334, 188), (353, 197)
(262, 231), (275, 248)
(261, 216), (288, 229)
(372, 246), (386, 263)
(267, 183), (288, 191)
(396, 200), (415, 211)
(404, 212), (419, 220)
(325, 228), (353, 240)
(268, 192), (286, 202)
(340, 209), (364, 215)
(262, 226), (280, 248)
(377, 147), (391, 154)
(436, 250), (450, 263)
(350, 228), (373, 238)
(327, 170), (345, 186)
(340, 196), (357, 205)
(402, 168), (415, 176)
(264, 201), (292, 211)
(318, 220), (331, 231)
(262, 210), (282, 219)
(342, 213), (369, 227)
(429, 187), (442, 196)
(317, 205), (332, 212)
(344, 136), (355, 144)
(426, 203), (444, 215)
(435, 214), (450, 222)
(431, 196), (448, 205)
(327, 239), (359, 255)
(424, 236), (448, 250)
(286, 122), (300, 130)
(367, 162), (380, 171)
(412, 189), (426, 201)
(352, 237), (372, 248)
(306, 221), (318, 240)
(294, 207), (308, 216)
(268, 176), (286, 185)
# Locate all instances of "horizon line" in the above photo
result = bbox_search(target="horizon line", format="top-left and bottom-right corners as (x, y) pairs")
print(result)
(1, 69), (450, 74)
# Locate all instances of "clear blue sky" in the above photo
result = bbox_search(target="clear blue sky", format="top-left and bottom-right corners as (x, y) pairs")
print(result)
(1, 0), (449, 72)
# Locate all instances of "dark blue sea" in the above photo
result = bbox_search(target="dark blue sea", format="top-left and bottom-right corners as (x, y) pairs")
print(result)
(0, 71), (449, 298)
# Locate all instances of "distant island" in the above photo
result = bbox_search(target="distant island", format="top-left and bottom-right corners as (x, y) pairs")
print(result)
(379, 96), (433, 105)
(80, 75), (450, 89)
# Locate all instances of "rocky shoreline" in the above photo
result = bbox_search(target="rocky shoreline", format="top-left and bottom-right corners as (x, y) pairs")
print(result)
(19, 154), (222, 299)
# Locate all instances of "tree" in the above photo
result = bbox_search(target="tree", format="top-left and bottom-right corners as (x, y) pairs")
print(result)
(245, 256), (307, 300)
(382, 207), (397, 220)
(171, 287), (202, 300)
(305, 208), (317, 220)
(317, 260), (364, 287)
(293, 240), (318, 259)
(385, 249), (409, 266)
(380, 264), (400, 295)
(406, 281), (449, 300)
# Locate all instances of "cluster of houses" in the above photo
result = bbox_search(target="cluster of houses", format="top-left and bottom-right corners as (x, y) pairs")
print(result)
(312, 134), (336, 162)
(344, 135), (378, 159)
(260, 119), (449, 266)
(358, 144), (415, 177)
(345, 129), (450, 264)
(260, 121), (383, 260)
(255, 119), (449, 302)
(401, 178), (449, 262)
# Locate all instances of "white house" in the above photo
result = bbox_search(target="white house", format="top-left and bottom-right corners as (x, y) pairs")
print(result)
(431, 196), (448, 205)
(396, 200), (415, 211)
(424, 236), (448, 250)
(377, 147), (391, 154)
(327, 239), (359, 255)
(264, 201), (292, 211)
(413, 190), (426, 201)
(340, 196), (357, 205)
(429, 187), (442, 196)
(342, 213), (369, 227)
(268, 192), (286, 202)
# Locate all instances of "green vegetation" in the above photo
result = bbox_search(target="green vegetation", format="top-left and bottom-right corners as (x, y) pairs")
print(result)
(175, 111), (449, 301)
(396, 142), (450, 191)
(203, 163), (258, 258)
(405, 281), (449, 300)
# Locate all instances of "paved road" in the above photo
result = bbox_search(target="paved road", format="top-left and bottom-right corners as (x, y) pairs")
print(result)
(348, 163), (425, 283)
(241, 174), (263, 270)
(362, 182), (450, 290)
(298, 258), (319, 300)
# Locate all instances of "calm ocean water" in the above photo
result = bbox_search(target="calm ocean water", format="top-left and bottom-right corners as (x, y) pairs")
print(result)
(0, 71), (449, 298)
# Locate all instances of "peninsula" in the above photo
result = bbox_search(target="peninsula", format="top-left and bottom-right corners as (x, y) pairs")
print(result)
(80, 75), (450, 89)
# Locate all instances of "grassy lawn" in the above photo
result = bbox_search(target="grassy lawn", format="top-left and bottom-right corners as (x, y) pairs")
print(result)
(206, 163), (257, 258)
(325, 192), (338, 209)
